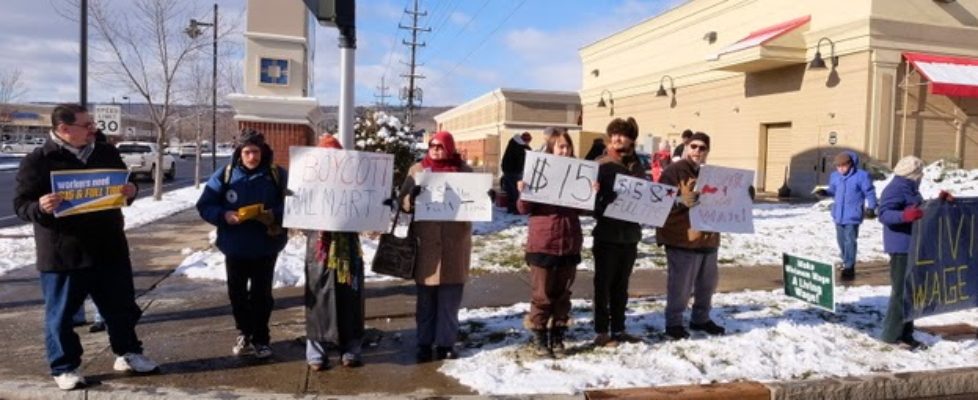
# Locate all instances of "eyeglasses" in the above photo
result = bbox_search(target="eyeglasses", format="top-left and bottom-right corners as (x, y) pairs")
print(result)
(70, 122), (95, 130)
(689, 143), (709, 151)
(429, 143), (445, 150)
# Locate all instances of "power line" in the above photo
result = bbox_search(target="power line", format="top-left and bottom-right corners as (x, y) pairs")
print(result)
(374, 76), (392, 111)
(421, 0), (490, 66)
(430, 0), (528, 88)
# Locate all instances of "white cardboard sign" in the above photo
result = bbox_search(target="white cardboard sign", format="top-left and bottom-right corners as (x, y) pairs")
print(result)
(520, 151), (598, 210)
(283, 146), (394, 232)
(603, 173), (677, 227)
(415, 172), (493, 222)
(690, 165), (755, 233)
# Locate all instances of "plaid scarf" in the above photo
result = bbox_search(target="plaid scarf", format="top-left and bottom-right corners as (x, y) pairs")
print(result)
(49, 130), (94, 164)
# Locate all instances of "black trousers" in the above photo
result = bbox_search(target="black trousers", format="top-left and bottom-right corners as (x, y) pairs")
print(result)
(225, 255), (276, 345)
(592, 240), (637, 334)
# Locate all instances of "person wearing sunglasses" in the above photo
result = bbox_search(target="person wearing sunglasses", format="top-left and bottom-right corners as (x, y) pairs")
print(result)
(656, 132), (726, 340)
(398, 131), (477, 362)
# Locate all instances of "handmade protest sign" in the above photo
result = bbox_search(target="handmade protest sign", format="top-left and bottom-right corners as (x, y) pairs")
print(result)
(691, 165), (755, 233)
(50, 169), (130, 217)
(903, 197), (978, 321)
(521, 152), (598, 210)
(603, 174), (676, 226)
(415, 172), (493, 222)
(283, 146), (394, 232)
(783, 253), (835, 312)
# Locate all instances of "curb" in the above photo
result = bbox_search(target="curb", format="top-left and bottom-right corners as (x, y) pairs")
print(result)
(769, 366), (978, 400)
(0, 379), (579, 400)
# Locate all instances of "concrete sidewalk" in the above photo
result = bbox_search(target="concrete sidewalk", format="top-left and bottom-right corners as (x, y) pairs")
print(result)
(1, 209), (977, 399)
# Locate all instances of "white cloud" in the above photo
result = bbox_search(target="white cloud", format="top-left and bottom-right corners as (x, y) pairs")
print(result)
(449, 11), (471, 26)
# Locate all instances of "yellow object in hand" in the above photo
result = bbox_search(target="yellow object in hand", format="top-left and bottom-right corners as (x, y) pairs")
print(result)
(236, 204), (264, 221)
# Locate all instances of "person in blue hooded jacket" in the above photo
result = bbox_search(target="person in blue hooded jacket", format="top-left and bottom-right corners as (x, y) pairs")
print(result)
(876, 156), (927, 349)
(196, 129), (287, 359)
(814, 151), (878, 281)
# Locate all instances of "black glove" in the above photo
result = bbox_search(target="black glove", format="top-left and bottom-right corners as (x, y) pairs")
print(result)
(747, 186), (756, 201)
(814, 189), (829, 197)
(382, 197), (395, 210)
(408, 185), (424, 206)
(487, 189), (497, 202)
(864, 208), (877, 220)
(604, 190), (618, 204)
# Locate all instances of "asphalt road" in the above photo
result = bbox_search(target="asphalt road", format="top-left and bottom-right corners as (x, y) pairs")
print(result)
(0, 154), (229, 229)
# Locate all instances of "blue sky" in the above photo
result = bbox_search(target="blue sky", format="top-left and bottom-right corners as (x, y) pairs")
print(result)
(0, 0), (681, 107)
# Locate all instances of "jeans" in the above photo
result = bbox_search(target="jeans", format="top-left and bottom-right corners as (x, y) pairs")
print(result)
(592, 241), (637, 334)
(835, 224), (860, 271)
(306, 338), (362, 365)
(225, 255), (277, 346)
(41, 262), (143, 375)
(664, 246), (719, 327)
(416, 284), (464, 348)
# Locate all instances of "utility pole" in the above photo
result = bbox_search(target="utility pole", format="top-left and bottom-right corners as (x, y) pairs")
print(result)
(399, 0), (429, 127)
(374, 76), (391, 111)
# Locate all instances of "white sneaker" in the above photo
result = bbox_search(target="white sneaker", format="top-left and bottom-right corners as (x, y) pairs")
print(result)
(254, 344), (273, 359)
(53, 370), (86, 390)
(232, 335), (254, 356)
(113, 353), (159, 373)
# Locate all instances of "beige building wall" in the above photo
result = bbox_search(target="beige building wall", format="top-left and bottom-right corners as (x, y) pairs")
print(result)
(434, 89), (582, 175)
(243, 0), (312, 98)
(580, 0), (978, 194)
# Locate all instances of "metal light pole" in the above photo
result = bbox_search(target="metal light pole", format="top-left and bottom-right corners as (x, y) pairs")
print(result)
(186, 3), (218, 171)
(80, 0), (87, 108)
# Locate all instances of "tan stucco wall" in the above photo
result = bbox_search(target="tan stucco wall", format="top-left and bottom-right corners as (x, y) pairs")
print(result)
(243, 0), (311, 98)
(579, 0), (978, 194)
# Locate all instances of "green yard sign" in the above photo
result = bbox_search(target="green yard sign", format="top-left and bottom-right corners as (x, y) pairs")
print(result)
(782, 253), (835, 312)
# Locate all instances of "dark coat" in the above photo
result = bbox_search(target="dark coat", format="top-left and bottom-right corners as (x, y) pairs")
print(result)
(196, 162), (288, 259)
(592, 152), (646, 244)
(500, 137), (530, 175)
(877, 176), (923, 254)
(517, 199), (582, 256)
(304, 233), (365, 343)
(655, 159), (721, 250)
(14, 140), (132, 272)
(825, 151), (878, 225)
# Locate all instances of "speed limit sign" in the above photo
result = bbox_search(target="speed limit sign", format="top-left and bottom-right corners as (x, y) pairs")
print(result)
(94, 105), (122, 135)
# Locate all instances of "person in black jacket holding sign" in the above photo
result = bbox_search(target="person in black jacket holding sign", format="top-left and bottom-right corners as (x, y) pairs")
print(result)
(14, 104), (159, 391)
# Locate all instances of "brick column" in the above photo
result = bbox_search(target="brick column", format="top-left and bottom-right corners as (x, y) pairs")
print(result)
(237, 120), (314, 169)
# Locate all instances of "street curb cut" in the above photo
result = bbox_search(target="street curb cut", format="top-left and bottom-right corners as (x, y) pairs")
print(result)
(768, 366), (978, 400)
(0, 379), (579, 400)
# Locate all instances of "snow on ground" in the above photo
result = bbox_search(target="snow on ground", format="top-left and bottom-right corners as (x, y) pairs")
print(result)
(0, 185), (204, 276)
(441, 285), (978, 395)
(172, 162), (978, 287)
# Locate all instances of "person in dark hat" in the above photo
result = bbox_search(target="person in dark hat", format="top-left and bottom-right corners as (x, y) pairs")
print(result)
(591, 117), (646, 347)
(813, 151), (878, 281)
(672, 129), (693, 161)
(657, 131), (727, 340)
(500, 131), (533, 213)
(196, 128), (288, 360)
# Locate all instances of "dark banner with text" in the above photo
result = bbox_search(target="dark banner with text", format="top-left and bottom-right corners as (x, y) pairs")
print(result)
(904, 197), (978, 321)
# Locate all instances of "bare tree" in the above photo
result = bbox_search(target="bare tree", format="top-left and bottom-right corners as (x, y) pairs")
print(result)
(86, 0), (207, 200)
(0, 67), (28, 105)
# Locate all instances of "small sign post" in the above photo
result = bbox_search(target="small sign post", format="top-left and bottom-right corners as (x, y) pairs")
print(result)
(783, 253), (835, 312)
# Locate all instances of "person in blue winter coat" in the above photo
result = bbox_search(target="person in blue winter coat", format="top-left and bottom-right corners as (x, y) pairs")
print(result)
(877, 156), (928, 349)
(196, 129), (288, 360)
(814, 151), (878, 281)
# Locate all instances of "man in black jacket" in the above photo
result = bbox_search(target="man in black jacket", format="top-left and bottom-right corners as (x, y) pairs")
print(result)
(500, 131), (532, 213)
(14, 104), (158, 390)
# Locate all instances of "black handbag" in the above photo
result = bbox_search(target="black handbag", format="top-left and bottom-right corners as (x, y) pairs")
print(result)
(371, 207), (418, 279)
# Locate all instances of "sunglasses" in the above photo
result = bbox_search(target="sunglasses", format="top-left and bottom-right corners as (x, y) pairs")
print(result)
(689, 143), (709, 151)
(430, 143), (445, 150)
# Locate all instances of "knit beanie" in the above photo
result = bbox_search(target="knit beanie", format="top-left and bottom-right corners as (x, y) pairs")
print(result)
(689, 132), (710, 149)
(318, 133), (343, 150)
(893, 155), (924, 182)
(834, 152), (852, 166)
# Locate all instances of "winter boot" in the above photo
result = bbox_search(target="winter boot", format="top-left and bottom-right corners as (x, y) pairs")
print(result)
(550, 327), (567, 357)
(531, 329), (553, 358)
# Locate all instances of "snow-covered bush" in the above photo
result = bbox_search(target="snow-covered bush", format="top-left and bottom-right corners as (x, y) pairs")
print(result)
(353, 111), (422, 188)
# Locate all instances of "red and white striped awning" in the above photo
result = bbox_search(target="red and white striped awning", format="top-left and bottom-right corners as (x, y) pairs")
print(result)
(714, 15), (811, 57)
(904, 52), (978, 99)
